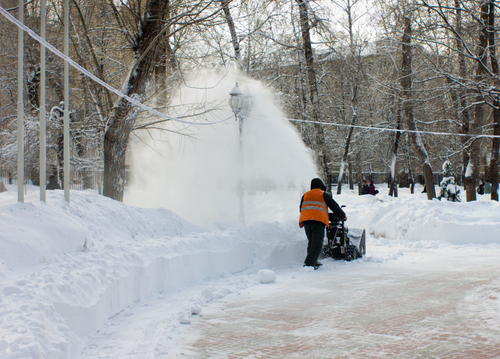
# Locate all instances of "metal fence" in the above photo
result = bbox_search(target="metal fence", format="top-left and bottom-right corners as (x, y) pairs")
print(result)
(1, 168), (493, 194)
(331, 172), (393, 186)
(331, 171), (453, 188)
(0, 168), (103, 192)
(0, 169), (16, 186)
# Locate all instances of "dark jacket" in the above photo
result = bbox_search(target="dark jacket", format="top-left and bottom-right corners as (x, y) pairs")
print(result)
(299, 178), (346, 224)
(47, 180), (61, 190)
(361, 184), (369, 195)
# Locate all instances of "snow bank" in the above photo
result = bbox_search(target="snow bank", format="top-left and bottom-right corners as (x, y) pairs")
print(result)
(0, 186), (305, 358)
(0, 189), (199, 280)
(338, 187), (500, 245)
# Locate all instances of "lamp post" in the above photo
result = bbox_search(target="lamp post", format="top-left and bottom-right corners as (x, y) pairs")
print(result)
(229, 83), (253, 225)
(229, 83), (243, 146)
(17, 0), (24, 203)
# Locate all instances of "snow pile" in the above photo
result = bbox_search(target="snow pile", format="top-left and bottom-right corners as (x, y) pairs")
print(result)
(0, 186), (304, 358)
(338, 186), (500, 245)
(1, 183), (500, 358)
(0, 189), (200, 278)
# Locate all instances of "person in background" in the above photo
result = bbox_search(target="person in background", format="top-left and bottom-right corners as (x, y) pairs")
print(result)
(46, 175), (61, 190)
(484, 181), (492, 194)
(299, 178), (346, 269)
(361, 179), (369, 195)
(477, 180), (484, 195)
(369, 180), (379, 195)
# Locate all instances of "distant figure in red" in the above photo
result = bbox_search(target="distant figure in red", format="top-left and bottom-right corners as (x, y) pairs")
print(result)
(46, 175), (61, 190)
(369, 180), (379, 195)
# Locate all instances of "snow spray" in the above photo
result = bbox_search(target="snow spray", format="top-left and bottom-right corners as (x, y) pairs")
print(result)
(125, 69), (317, 225)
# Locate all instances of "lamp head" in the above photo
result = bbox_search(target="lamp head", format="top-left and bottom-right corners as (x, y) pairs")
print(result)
(229, 82), (243, 115)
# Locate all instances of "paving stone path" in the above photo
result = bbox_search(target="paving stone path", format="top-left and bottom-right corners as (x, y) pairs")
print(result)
(187, 248), (500, 358)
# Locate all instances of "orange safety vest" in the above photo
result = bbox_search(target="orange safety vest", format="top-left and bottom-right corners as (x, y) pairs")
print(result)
(299, 188), (329, 226)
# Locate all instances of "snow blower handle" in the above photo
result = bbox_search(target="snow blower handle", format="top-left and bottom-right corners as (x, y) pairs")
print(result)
(341, 205), (347, 222)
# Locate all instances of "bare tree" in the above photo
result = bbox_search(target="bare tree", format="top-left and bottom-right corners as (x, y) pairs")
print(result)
(418, 0), (500, 201)
(333, 0), (365, 194)
(295, 0), (331, 187)
(401, 10), (436, 199)
(389, 98), (402, 197)
(221, 0), (242, 69)
(460, 1), (489, 201)
(486, 1), (499, 201)
(102, 1), (174, 201)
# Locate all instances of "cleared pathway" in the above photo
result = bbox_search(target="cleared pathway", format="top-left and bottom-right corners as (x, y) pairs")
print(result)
(80, 242), (500, 358)
(186, 245), (500, 358)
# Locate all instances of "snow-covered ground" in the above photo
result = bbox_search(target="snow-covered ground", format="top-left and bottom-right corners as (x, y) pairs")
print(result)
(1, 183), (500, 358)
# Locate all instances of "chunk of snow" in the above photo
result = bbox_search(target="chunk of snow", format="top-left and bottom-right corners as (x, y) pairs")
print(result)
(191, 304), (202, 315)
(257, 269), (277, 283)
(201, 288), (215, 301)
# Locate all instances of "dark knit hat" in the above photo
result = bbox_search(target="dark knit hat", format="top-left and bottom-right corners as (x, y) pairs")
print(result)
(310, 178), (326, 190)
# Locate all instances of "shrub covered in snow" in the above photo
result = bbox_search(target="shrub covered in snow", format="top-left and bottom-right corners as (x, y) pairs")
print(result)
(438, 160), (461, 202)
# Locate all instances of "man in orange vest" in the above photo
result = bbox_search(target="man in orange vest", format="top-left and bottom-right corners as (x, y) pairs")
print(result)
(299, 178), (346, 269)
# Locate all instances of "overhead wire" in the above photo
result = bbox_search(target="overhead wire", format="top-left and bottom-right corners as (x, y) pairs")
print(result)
(285, 118), (500, 139)
(0, 5), (232, 127)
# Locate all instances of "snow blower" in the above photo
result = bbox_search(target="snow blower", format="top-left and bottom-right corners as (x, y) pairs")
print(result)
(321, 210), (366, 261)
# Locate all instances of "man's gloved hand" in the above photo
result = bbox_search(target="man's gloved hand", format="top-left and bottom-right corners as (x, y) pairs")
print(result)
(299, 222), (304, 228)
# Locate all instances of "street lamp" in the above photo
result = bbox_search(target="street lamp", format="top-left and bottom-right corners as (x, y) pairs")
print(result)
(229, 82), (253, 141)
(229, 82), (244, 117)
(229, 83), (253, 225)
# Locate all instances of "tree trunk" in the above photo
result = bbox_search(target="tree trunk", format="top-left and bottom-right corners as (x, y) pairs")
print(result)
(290, 6), (311, 147)
(465, 1), (489, 202)
(401, 12), (435, 199)
(443, 0), (474, 195)
(221, 0), (242, 69)
(154, 60), (167, 109)
(74, 110), (93, 190)
(103, 0), (169, 201)
(487, 1), (499, 201)
(103, 102), (135, 200)
(389, 100), (402, 197)
(296, 0), (331, 188)
(490, 114), (500, 201)
(356, 152), (362, 195)
(348, 162), (354, 190)
(155, 0), (177, 109)
(337, 113), (357, 194)
(336, 1), (359, 195)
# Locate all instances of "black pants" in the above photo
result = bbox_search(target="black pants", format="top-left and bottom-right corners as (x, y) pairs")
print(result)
(303, 222), (325, 266)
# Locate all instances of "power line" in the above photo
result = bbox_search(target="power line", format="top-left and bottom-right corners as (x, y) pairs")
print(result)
(0, 5), (231, 127)
(285, 118), (500, 139)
